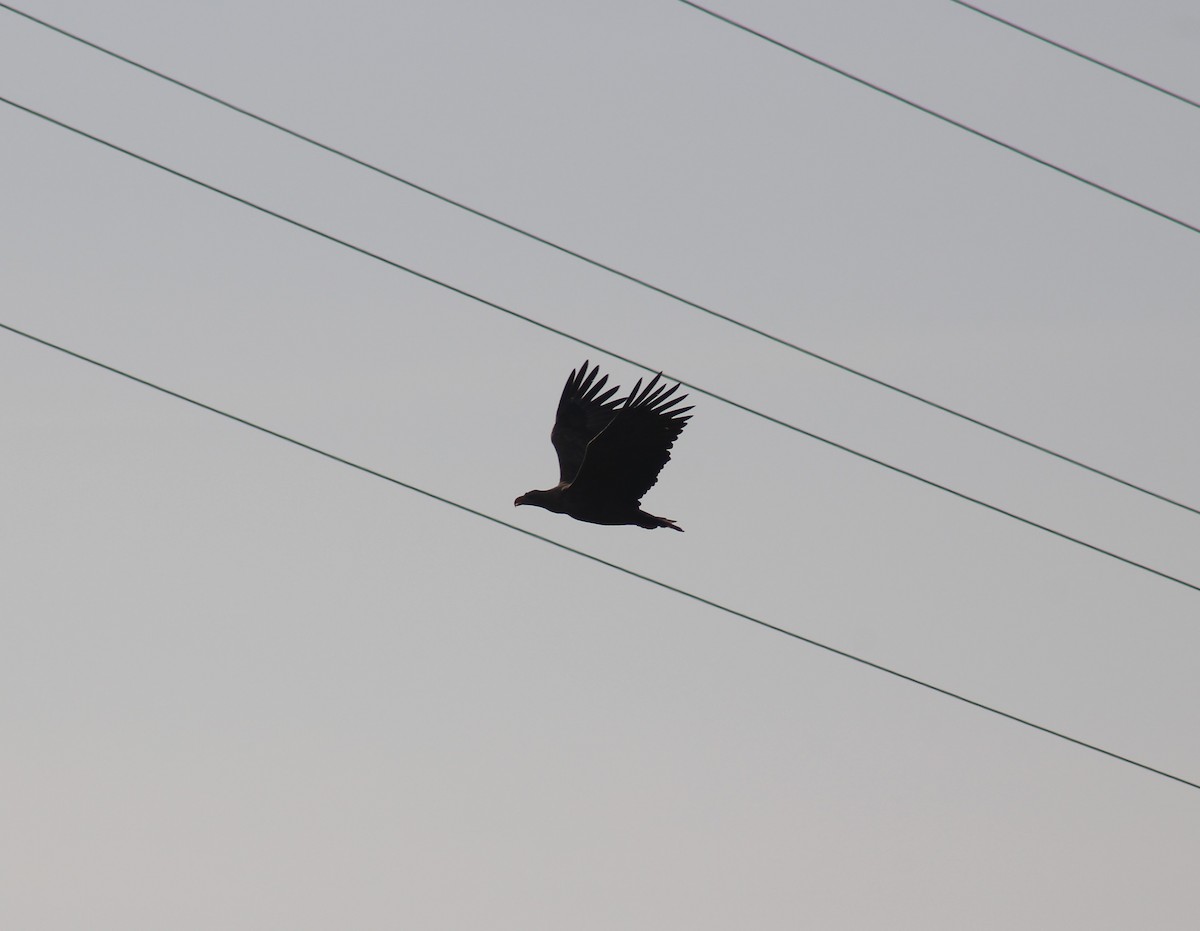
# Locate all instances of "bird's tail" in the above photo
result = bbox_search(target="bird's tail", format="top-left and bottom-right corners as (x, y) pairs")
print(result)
(639, 511), (684, 532)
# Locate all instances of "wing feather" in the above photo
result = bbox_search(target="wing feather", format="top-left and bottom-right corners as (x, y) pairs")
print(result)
(570, 372), (691, 504)
(550, 361), (623, 483)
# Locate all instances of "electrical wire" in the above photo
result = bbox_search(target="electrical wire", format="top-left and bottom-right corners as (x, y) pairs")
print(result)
(3, 92), (1198, 597)
(675, 0), (1200, 239)
(1, 2), (1197, 520)
(948, 0), (1200, 112)
(1, 318), (1196, 793)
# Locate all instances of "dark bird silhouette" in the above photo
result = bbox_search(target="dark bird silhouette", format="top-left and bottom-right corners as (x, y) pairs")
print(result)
(515, 361), (692, 531)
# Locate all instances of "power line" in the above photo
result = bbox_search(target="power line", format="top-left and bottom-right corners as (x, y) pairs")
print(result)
(1, 3), (1196, 520)
(674, 0), (1200, 239)
(4, 93), (1198, 598)
(2, 318), (1196, 794)
(948, 0), (1200, 112)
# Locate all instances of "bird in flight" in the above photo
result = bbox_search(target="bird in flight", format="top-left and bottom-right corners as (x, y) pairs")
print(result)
(515, 361), (693, 531)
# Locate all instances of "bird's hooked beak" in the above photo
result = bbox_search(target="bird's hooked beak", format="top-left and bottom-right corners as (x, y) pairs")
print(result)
(514, 494), (528, 507)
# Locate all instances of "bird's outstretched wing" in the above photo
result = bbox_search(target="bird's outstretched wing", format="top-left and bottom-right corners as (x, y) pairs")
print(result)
(571, 373), (692, 504)
(551, 361), (623, 483)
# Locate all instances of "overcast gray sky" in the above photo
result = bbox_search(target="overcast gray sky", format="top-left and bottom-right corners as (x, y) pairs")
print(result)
(3, 1), (1199, 927)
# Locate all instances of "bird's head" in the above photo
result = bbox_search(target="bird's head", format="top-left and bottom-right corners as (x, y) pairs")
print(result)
(514, 489), (560, 511)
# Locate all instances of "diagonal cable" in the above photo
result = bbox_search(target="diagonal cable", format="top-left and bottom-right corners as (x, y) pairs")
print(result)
(675, 0), (1200, 239)
(1, 2), (1196, 519)
(3, 93), (1198, 596)
(948, 0), (1200, 111)
(2, 319), (1197, 793)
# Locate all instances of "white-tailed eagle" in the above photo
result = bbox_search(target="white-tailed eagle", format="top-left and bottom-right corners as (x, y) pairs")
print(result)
(515, 361), (692, 531)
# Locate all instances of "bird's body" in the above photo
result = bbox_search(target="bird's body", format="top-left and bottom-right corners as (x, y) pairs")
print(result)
(515, 362), (692, 531)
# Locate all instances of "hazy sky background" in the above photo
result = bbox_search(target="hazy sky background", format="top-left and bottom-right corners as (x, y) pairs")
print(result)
(3, 1), (1199, 927)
